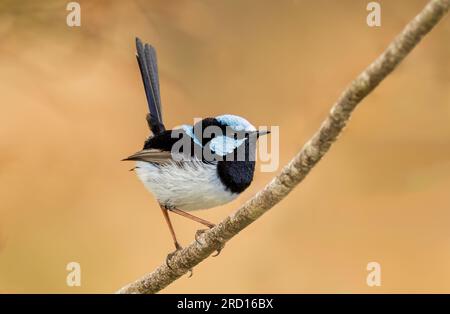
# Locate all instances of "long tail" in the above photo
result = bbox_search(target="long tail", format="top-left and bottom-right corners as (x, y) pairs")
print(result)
(135, 37), (165, 134)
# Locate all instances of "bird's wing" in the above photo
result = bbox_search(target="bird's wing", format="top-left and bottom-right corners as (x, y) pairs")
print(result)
(136, 37), (165, 135)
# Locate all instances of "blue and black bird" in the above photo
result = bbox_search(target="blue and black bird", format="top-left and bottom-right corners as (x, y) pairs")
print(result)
(124, 38), (270, 255)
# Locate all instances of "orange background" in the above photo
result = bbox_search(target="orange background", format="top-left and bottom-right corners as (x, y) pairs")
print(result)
(0, 0), (449, 293)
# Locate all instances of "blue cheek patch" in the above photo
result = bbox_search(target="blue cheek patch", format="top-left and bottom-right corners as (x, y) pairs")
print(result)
(180, 125), (202, 146)
(209, 135), (247, 156)
(178, 125), (247, 156)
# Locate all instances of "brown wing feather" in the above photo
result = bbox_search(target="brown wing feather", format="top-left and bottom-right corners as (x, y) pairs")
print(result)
(123, 149), (173, 164)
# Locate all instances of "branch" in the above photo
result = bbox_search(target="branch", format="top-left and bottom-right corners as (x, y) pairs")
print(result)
(117, 0), (450, 294)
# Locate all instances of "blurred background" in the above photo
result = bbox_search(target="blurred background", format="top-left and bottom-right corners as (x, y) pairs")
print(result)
(0, 0), (449, 293)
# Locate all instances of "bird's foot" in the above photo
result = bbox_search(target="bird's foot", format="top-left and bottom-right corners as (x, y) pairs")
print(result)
(194, 229), (207, 244)
(195, 228), (225, 257)
(165, 243), (193, 277)
(165, 242), (182, 269)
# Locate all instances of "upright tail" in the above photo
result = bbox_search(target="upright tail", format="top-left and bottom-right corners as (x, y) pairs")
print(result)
(135, 37), (165, 135)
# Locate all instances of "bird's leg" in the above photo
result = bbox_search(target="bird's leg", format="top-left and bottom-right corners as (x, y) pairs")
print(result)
(167, 208), (215, 228)
(160, 205), (193, 277)
(160, 205), (184, 268)
(166, 208), (225, 257)
(160, 205), (182, 251)
(164, 207), (222, 261)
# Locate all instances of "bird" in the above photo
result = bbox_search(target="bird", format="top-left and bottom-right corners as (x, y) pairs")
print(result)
(124, 38), (270, 262)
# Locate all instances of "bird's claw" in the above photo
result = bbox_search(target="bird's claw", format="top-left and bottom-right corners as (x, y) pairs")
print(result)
(195, 229), (208, 245)
(211, 245), (224, 257)
(195, 228), (225, 257)
(165, 248), (181, 270)
(165, 244), (193, 277)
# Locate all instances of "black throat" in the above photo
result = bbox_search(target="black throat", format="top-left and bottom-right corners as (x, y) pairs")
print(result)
(217, 159), (255, 194)
(216, 139), (256, 194)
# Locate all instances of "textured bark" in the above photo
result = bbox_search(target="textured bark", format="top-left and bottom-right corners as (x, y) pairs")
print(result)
(117, 0), (450, 294)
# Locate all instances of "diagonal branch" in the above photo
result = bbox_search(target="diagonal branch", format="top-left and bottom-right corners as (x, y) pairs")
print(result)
(117, 0), (449, 294)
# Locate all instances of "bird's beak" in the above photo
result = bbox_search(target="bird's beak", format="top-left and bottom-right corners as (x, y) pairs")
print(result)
(256, 129), (271, 137)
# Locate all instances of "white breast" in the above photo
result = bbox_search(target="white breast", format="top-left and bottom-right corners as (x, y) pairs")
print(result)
(135, 160), (238, 211)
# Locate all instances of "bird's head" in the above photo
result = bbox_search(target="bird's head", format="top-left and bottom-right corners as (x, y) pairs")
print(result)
(185, 114), (270, 159)
(215, 114), (270, 138)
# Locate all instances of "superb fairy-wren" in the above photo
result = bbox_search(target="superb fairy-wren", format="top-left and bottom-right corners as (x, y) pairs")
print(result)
(124, 38), (270, 256)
